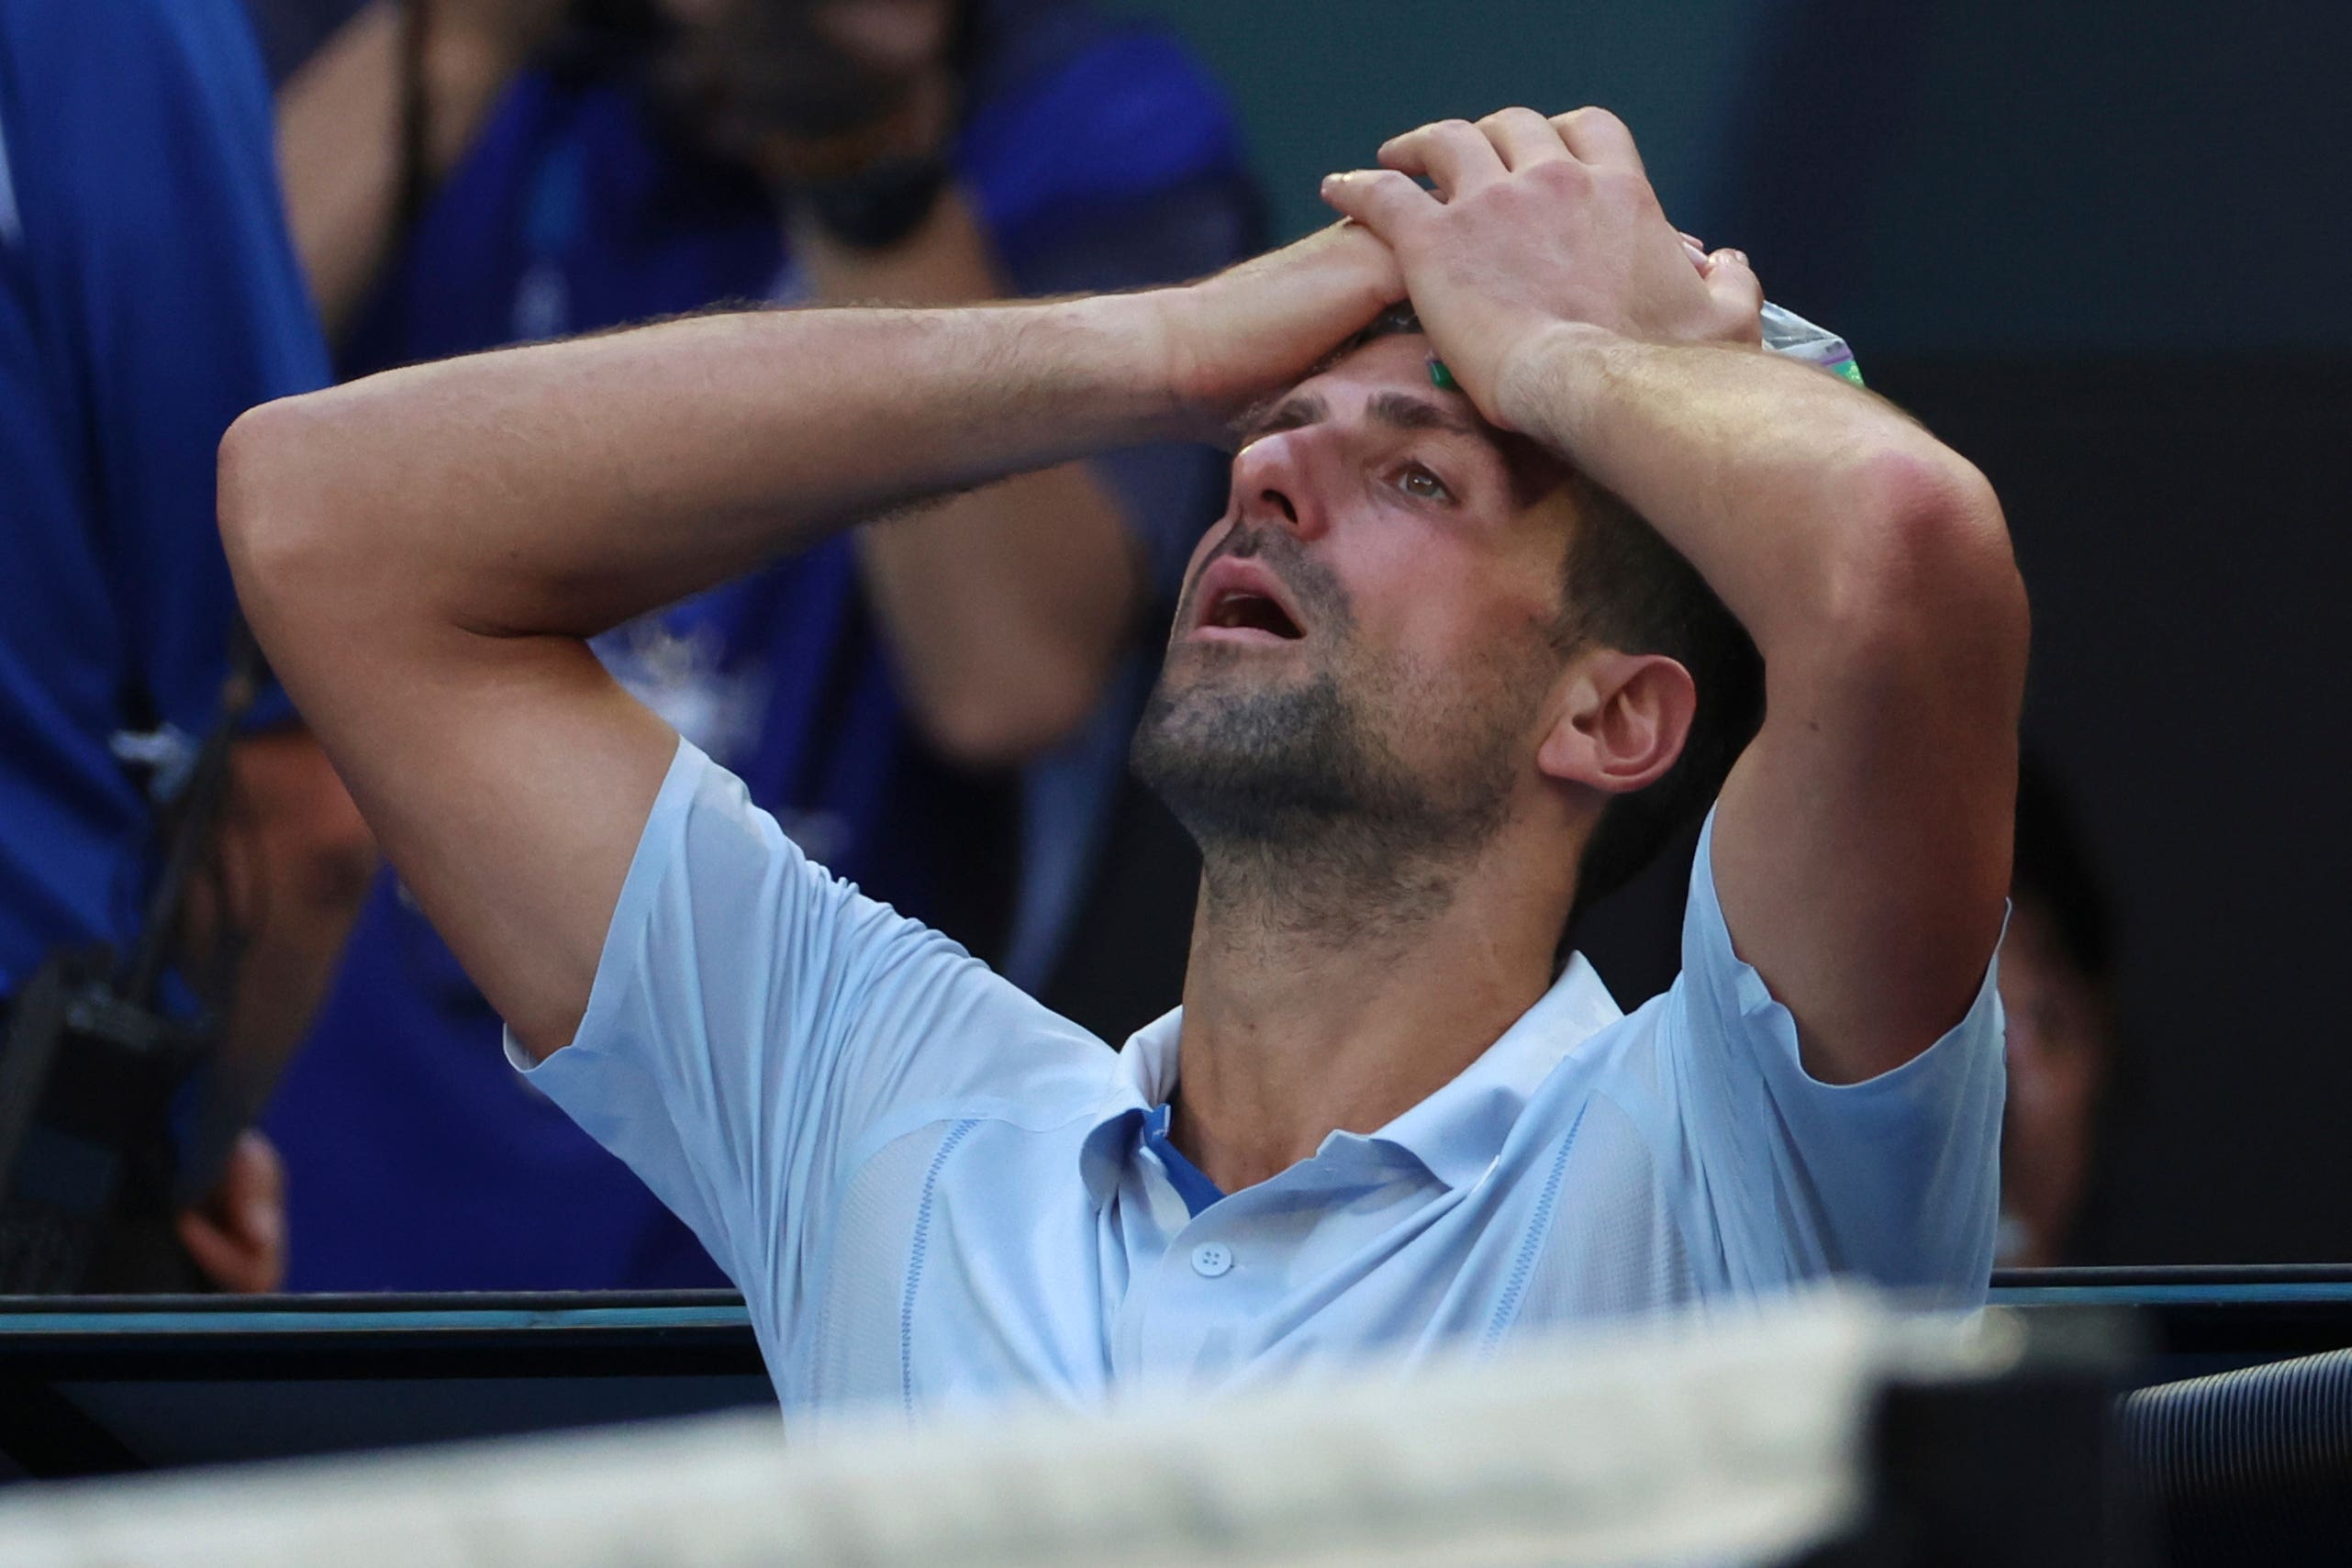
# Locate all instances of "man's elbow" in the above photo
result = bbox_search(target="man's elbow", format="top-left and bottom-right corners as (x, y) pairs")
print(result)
(1821, 450), (2030, 697)
(217, 395), (340, 637)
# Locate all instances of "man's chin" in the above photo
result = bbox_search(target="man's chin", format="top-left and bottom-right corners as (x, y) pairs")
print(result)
(1157, 634), (1312, 691)
(1131, 657), (1365, 842)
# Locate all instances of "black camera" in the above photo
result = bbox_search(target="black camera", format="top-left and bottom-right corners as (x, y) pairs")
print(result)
(0, 947), (218, 1292)
(0, 640), (257, 1295)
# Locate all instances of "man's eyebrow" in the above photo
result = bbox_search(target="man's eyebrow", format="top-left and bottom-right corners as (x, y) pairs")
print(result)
(1230, 388), (1496, 455)
(1233, 393), (1326, 446)
(1364, 390), (1485, 440)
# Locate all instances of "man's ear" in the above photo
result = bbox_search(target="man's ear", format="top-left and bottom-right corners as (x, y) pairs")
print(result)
(1535, 651), (1697, 796)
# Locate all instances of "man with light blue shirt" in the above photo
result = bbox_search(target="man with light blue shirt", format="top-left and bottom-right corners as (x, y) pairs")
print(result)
(222, 106), (2025, 1420)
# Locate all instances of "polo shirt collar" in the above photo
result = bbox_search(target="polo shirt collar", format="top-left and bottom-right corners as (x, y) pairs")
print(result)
(1362, 952), (1622, 1189)
(1077, 954), (1623, 1206)
(1078, 1007), (1181, 1207)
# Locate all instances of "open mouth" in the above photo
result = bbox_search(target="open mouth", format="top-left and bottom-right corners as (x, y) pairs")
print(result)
(1191, 558), (1309, 645)
(1202, 589), (1303, 639)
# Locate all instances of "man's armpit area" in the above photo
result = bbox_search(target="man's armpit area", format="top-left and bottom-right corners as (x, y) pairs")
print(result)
(505, 732), (702, 1064)
(1683, 807), (2010, 1095)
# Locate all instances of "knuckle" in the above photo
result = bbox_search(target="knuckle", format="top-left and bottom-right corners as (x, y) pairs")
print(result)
(1364, 172), (1422, 215)
(1529, 159), (1590, 194)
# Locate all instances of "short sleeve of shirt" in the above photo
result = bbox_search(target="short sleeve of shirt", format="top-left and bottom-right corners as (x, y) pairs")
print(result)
(514, 740), (1102, 1303)
(1660, 809), (2008, 1301)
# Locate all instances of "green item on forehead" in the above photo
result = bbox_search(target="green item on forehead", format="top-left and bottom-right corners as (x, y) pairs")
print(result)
(1428, 358), (1457, 392)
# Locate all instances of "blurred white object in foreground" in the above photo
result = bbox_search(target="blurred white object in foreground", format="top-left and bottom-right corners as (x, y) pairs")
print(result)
(0, 1290), (2008, 1568)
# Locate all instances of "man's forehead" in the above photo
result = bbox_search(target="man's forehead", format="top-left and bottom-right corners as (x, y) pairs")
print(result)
(1245, 335), (1479, 439)
(1244, 334), (1571, 508)
(1302, 330), (1449, 401)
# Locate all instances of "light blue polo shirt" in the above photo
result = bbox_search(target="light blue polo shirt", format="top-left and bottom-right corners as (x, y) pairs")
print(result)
(520, 740), (2005, 1425)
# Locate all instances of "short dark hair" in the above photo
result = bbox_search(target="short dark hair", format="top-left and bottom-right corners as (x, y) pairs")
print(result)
(1556, 477), (1764, 922)
(1345, 306), (1765, 923)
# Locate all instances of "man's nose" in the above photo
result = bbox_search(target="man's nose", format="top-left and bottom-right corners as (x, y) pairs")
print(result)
(1228, 435), (1329, 541)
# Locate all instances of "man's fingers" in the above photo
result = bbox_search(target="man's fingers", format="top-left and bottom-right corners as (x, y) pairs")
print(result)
(1549, 106), (1645, 173)
(1320, 168), (1432, 239)
(1706, 247), (1767, 340)
(1475, 106), (1572, 172)
(1377, 118), (1506, 199)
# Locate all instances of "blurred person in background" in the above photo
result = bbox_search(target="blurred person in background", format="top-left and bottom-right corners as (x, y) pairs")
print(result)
(1996, 757), (2127, 1268)
(0, 0), (371, 1293)
(260, 0), (1259, 1289)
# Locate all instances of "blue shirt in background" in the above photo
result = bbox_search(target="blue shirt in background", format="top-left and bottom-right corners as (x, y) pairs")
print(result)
(266, 1), (1259, 1291)
(524, 740), (2005, 1424)
(0, 0), (327, 998)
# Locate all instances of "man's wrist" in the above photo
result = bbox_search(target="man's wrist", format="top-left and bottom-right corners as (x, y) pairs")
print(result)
(986, 292), (1193, 450)
(1066, 291), (1194, 440)
(1491, 319), (1621, 441)
(1142, 282), (1232, 437)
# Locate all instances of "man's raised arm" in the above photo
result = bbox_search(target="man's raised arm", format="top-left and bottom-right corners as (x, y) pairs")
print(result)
(1325, 108), (2027, 1085)
(219, 231), (1399, 1058)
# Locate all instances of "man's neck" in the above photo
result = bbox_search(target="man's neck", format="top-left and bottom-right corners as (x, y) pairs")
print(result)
(1168, 828), (1573, 1194)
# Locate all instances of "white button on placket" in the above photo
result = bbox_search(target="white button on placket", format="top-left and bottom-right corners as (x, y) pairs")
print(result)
(1189, 1241), (1233, 1278)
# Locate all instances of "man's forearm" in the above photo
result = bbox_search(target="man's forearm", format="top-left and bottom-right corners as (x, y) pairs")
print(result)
(223, 295), (1180, 658)
(1499, 324), (2012, 662)
(215, 224), (1395, 1060)
(796, 192), (1146, 765)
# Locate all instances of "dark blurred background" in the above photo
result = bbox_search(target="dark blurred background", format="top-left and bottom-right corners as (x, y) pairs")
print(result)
(228, 0), (2352, 1265)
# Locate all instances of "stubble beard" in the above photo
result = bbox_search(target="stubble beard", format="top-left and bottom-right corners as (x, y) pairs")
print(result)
(1131, 622), (1537, 952)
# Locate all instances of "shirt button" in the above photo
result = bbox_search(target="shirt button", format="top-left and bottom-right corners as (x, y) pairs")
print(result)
(1190, 1241), (1234, 1278)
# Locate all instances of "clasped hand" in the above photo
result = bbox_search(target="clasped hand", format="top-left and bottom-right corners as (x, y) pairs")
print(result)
(1154, 106), (1762, 441)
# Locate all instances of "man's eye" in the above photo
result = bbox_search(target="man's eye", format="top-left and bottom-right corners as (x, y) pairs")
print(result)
(1399, 465), (1454, 503)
